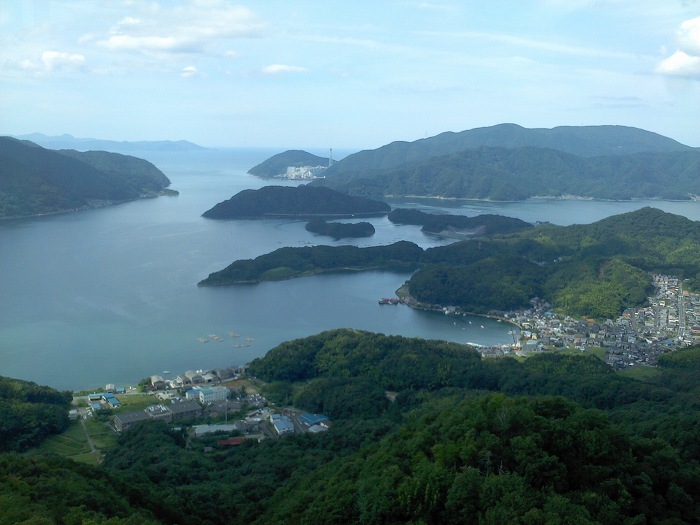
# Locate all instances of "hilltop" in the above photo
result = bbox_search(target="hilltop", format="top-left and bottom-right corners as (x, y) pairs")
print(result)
(0, 137), (174, 218)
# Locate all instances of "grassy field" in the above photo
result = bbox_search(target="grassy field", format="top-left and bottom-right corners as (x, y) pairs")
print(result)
(553, 346), (607, 361)
(32, 418), (117, 465)
(113, 393), (157, 412)
(84, 419), (116, 450)
(34, 421), (96, 464)
(618, 365), (661, 381)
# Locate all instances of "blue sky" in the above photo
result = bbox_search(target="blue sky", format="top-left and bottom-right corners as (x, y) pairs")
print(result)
(1, 0), (699, 148)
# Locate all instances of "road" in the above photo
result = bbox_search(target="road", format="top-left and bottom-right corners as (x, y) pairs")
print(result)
(678, 280), (687, 339)
(79, 416), (98, 456)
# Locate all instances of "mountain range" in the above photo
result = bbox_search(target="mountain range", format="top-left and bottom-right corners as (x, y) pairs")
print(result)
(11, 133), (206, 153)
(253, 124), (699, 200)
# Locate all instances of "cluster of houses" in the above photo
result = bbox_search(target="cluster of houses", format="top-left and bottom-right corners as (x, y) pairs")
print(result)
(114, 400), (204, 431)
(111, 368), (333, 442)
(480, 274), (700, 370)
(280, 165), (327, 180)
(149, 367), (241, 391)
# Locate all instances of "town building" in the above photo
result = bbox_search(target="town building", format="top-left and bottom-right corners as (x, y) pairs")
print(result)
(270, 413), (295, 435)
(168, 400), (203, 421)
(114, 410), (151, 432)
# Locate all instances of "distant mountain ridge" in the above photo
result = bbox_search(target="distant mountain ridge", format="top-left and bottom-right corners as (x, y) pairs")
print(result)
(0, 137), (173, 218)
(304, 124), (699, 200)
(12, 133), (207, 153)
(322, 146), (700, 200)
(327, 123), (696, 174)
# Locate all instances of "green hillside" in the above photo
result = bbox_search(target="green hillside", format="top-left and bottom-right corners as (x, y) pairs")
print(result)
(317, 146), (700, 200)
(0, 137), (173, 218)
(325, 123), (695, 175)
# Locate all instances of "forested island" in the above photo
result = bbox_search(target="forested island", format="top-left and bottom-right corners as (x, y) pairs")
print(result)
(305, 218), (375, 239)
(247, 124), (699, 200)
(0, 136), (174, 218)
(201, 185), (390, 219)
(4, 331), (700, 523)
(200, 207), (700, 319)
(388, 208), (533, 237)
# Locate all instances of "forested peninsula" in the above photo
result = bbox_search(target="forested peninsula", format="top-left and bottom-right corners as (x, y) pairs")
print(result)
(200, 207), (700, 319)
(252, 124), (699, 200)
(201, 185), (390, 219)
(0, 136), (174, 218)
(198, 240), (422, 285)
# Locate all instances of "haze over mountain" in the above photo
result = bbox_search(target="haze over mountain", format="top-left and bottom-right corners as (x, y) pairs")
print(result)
(12, 133), (207, 154)
(0, 137), (173, 218)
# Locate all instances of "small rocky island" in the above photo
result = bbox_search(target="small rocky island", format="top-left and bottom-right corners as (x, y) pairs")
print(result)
(305, 218), (375, 240)
(201, 185), (390, 219)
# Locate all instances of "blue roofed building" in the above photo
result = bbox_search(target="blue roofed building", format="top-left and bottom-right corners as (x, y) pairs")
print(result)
(101, 393), (121, 408)
(298, 413), (329, 427)
(271, 414), (295, 435)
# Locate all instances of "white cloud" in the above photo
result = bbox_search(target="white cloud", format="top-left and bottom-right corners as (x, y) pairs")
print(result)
(657, 16), (700, 79)
(95, 3), (265, 58)
(180, 65), (198, 78)
(262, 64), (308, 74)
(677, 15), (700, 55)
(99, 34), (197, 53)
(40, 51), (85, 71)
(657, 50), (700, 78)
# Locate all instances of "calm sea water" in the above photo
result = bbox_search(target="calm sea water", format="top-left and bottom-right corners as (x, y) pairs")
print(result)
(2, 148), (700, 391)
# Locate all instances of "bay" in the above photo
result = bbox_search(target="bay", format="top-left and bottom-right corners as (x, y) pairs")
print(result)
(2, 148), (700, 391)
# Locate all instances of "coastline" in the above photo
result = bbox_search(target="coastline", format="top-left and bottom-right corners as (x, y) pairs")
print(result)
(395, 284), (522, 332)
(385, 194), (699, 203)
(0, 190), (177, 221)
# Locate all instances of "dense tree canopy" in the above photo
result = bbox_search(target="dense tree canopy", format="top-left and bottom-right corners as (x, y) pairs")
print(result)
(0, 375), (72, 452)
